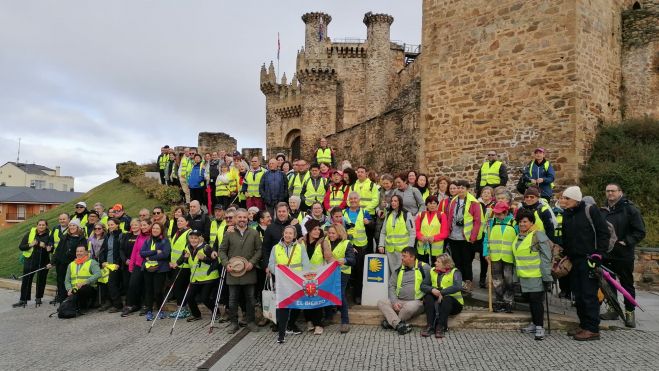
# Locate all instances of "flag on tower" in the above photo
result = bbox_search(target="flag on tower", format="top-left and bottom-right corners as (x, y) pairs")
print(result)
(318, 15), (324, 41)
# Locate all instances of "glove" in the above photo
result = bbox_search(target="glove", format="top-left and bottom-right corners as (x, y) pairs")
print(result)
(543, 281), (553, 292)
(587, 253), (602, 269)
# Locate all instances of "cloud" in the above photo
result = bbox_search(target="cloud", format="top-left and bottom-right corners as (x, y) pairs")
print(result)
(0, 0), (421, 191)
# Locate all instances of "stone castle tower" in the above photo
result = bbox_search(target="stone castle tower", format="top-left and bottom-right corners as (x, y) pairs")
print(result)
(262, 1), (658, 188)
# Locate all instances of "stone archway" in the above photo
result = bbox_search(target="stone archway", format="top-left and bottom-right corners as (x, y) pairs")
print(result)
(284, 129), (302, 161)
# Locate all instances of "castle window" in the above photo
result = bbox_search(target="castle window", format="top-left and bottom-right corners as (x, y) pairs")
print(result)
(632, 1), (641, 10)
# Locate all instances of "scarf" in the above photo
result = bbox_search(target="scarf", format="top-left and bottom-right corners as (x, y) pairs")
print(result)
(74, 255), (89, 265)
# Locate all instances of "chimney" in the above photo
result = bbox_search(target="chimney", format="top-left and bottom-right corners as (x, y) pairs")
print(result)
(55, 166), (61, 176)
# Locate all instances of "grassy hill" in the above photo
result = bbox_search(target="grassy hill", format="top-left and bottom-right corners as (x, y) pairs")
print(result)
(0, 178), (160, 280)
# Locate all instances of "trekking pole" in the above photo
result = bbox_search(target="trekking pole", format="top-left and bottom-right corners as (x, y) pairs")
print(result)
(12, 266), (50, 280)
(487, 262), (493, 312)
(171, 264), (199, 335)
(545, 289), (551, 335)
(148, 267), (183, 334)
(209, 266), (227, 334)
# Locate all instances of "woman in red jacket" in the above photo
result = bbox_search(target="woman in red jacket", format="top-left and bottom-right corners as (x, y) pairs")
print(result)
(415, 196), (450, 265)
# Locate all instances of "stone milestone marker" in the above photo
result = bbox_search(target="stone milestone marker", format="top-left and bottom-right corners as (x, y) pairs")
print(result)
(361, 253), (389, 306)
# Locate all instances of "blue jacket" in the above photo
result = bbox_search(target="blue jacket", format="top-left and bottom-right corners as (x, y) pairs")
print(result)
(187, 163), (206, 189)
(259, 169), (289, 206)
(527, 159), (555, 198)
(140, 236), (171, 273)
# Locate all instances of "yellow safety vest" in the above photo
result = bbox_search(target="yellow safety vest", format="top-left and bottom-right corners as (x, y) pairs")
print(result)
(291, 172), (310, 197)
(480, 161), (503, 186)
(487, 218), (517, 263)
(452, 194), (484, 241)
(302, 177), (328, 207)
(73, 214), (88, 227)
(165, 219), (175, 239)
(353, 179), (378, 213)
(331, 240), (351, 274)
(216, 172), (238, 197)
(170, 229), (191, 268)
(69, 259), (96, 288)
(315, 148), (332, 164)
(430, 268), (464, 305)
(555, 213), (563, 238)
(328, 184), (349, 209)
(245, 168), (265, 198)
(385, 212), (409, 253)
(209, 219), (226, 248)
(395, 260), (426, 300)
(512, 230), (542, 278)
(143, 241), (159, 270)
(22, 227), (38, 258)
(531, 204), (551, 234)
(51, 227), (65, 252)
(309, 242), (325, 266)
(179, 157), (193, 178)
(343, 209), (367, 247)
(420, 188), (430, 202)
(274, 242), (303, 271)
(416, 212), (444, 256)
(98, 263), (119, 284)
(291, 210), (307, 224)
(188, 245), (220, 282)
(528, 161), (555, 189)
(158, 154), (169, 170)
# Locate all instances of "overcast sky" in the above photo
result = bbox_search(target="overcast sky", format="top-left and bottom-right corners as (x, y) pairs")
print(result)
(0, 1), (421, 192)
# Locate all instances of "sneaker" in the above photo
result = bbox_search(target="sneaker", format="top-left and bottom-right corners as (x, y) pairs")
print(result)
(396, 322), (412, 335)
(381, 319), (393, 330)
(624, 310), (636, 328)
(277, 337), (285, 344)
(286, 324), (302, 335)
(421, 326), (433, 337)
(313, 326), (324, 335)
(227, 323), (240, 334)
(340, 324), (350, 334)
(145, 311), (154, 321)
(98, 303), (112, 312)
(257, 318), (269, 327)
(534, 327), (545, 341)
(520, 323), (536, 334)
(169, 311), (178, 319)
(121, 306), (138, 317)
(158, 311), (166, 320)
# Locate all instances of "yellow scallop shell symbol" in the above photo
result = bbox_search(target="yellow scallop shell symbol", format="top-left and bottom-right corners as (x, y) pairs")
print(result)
(369, 258), (382, 273)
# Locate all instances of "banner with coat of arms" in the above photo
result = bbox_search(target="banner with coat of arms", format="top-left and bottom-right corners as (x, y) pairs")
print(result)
(275, 261), (342, 309)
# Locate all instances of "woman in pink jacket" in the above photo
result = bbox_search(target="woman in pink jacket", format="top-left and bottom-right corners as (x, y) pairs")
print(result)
(121, 219), (152, 317)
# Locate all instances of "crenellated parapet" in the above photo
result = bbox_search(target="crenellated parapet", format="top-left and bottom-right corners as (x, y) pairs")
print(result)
(297, 67), (337, 83)
(363, 12), (393, 26)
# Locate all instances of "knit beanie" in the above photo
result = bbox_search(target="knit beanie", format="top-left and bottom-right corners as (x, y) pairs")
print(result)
(562, 186), (583, 202)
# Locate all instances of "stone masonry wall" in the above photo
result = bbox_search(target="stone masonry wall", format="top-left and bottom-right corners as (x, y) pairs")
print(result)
(197, 132), (237, 155)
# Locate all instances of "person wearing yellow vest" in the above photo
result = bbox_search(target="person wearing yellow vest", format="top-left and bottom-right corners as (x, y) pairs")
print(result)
(483, 202), (519, 313)
(98, 218), (124, 312)
(415, 196), (450, 265)
(525, 147), (556, 201)
(325, 224), (355, 333)
(378, 195), (416, 273)
(111, 203), (132, 234)
(181, 230), (221, 323)
(377, 247), (430, 335)
(446, 180), (484, 294)
(315, 137), (335, 167)
(323, 170), (350, 211)
(178, 147), (195, 204)
(267, 225), (310, 343)
(343, 192), (373, 305)
(288, 160), (310, 198)
(84, 211), (101, 239)
(414, 174), (431, 203)
(300, 164), (328, 211)
(288, 196), (307, 224)
(50, 213), (70, 254)
(51, 219), (87, 304)
(64, 245), (102, 312)
(167, 216), (192, 319)
(139, 222), (171, 321)
(299, 219), (329, 335)
(216, 163), (239, 210)
(72, 201), (90, 227)
(157, 145), (170, 185)
(475, 150), (508, 195)
(420, 253), (464, 338)
(219, 209), (263, 333)
(513, 209), (553, 341)
(93, 202), (109, 227)
(521, 187), (556, 241)
(14, 219), (52, 308)
(242, 157), (266, 210)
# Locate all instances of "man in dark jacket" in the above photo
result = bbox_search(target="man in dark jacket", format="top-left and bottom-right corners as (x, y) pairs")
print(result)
(261, 202), (302, 271)
(560, 186), (610, 341)
(98, 218), (125, 312)
(259, 158), (289, 215)
(600, 183), (646, 327)
(189, 200), (211, 241)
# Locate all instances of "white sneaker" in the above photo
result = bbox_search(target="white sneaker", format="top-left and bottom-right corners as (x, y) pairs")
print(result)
(534, 326), (545, 340)
(520, 322), (536, 333)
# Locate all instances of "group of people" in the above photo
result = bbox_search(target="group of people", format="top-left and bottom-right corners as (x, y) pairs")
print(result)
(13, 139), (646, 344)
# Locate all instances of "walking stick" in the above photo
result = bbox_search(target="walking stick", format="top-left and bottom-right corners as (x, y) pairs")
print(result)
(487, 262), (493, 312)
(545, 289), (551, 335)
(11, 265), (50, 280)
(171, 264), (199, 335)
(148, 268), (183, 334)
(209, 266), (227, 334)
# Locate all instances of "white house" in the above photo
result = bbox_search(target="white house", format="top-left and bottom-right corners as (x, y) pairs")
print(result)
(0, 162), (75, 192)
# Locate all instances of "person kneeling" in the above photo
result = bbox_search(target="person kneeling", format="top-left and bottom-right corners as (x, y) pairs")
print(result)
(420, 253), (463, 338)
(377, 247), (429, 335)
(65, 245), (102, 313)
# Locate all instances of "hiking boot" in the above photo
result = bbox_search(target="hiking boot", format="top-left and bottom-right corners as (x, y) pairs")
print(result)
(35, 298), (42, 307)
(567, 327), (584, 337)
(421, 326), (433, 337)
(227, 323), (240, 334)
(340, 324), (350, 334)
(624, 311), (636, 328)
(599, 307), (619, 320)
(145, 311), (154, 321)
(306, 321), (315, 332)
(520, 323), (536, 334)
(313, 326), (324, 335)
(396, 322), (412, 335)
(435, 327), (445, 338)
(574, 330), (600, 341)
(381, 319), (393, 330)
(286, 324), (302, 335)
(246, 323), (260, 332)
(12, 301), (27, 308)
(121, 306), (137, 317)
(534, 327), (545, 341)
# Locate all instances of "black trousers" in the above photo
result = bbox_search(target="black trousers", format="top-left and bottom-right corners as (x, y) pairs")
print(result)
(74, 285), (97, 310)
(604, 259), (636, 311)
(559, 275), (571, 297)
(126, 268), (144, 308)
(190, 187), (206, 208)
(448, 239), (475, 282)
(19, 259), (48, 301)
(276, 308), (300, 339)
(228, 284), (256, 324)
(159, 170), (166, 185)
(423, 294), (462, 330)
(525, 291), (544, 327)
(55, 263), (69, 302)
(106, 270), (123, 308)
(188, 281), (219, 318)
(171, 268), (191, 305)
(571, 258), (601, 333)
(304, 308), (324, 327)
(472, 239), (488, 284)
(143, 271), (167, 311)
(351, 245), (368, 300)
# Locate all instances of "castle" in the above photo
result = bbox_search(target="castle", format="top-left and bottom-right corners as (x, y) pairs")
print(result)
(260, 0), (658, 188)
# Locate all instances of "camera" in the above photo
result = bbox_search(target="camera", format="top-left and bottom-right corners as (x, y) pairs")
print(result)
(346, 223), (356, 230)
(456, 220), (464, 227)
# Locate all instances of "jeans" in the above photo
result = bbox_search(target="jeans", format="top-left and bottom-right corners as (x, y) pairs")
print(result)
(55, 263), (69, 302)
(340, 273), (350, 324)
(571, 258), (601, 333)
(228, 284), (256, 324)
(351, 245), (368, 300)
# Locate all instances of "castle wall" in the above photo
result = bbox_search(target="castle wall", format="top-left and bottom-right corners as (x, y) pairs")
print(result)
(197, 132), (237, 155)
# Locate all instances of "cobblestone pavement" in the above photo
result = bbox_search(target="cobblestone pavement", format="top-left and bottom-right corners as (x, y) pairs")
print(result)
(0, 289), (231, 370)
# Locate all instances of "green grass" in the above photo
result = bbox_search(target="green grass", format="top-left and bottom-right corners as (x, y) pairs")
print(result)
(0, 178), (160, 280)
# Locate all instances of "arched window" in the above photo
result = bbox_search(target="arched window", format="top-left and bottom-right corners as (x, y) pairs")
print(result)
(285, 129), (302, 161)
(632, 1), (641, 10)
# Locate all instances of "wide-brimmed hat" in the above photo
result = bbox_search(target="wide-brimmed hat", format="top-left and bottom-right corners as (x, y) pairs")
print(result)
(227, 256), (249, 277)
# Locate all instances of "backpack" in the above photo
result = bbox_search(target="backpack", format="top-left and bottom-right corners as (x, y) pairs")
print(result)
(584, 204), (617, 253)
(57, 296), (78, 319)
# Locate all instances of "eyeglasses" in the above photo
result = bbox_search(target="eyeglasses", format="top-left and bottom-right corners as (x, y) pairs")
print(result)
(94, 227), (103, 230)
(487, 153), (496, 156)
(605, 189), (619, 193)
(225, 216), (234, 219)
(153, 211), (162, 215)
(75, 206), (84, 209)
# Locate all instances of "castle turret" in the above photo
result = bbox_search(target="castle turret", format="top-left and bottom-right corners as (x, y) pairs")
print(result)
(363, 12), (395, 119)
(302, 12), (331, 57)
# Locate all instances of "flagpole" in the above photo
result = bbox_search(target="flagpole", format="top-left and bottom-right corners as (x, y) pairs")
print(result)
(277, 32), (280, 81)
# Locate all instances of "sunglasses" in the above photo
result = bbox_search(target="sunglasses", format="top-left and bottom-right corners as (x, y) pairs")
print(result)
(75, 206), (84, 208)
(605, 190), (619, 193)
(153, 211), (162, 215)
(94, 227), (103, 230)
